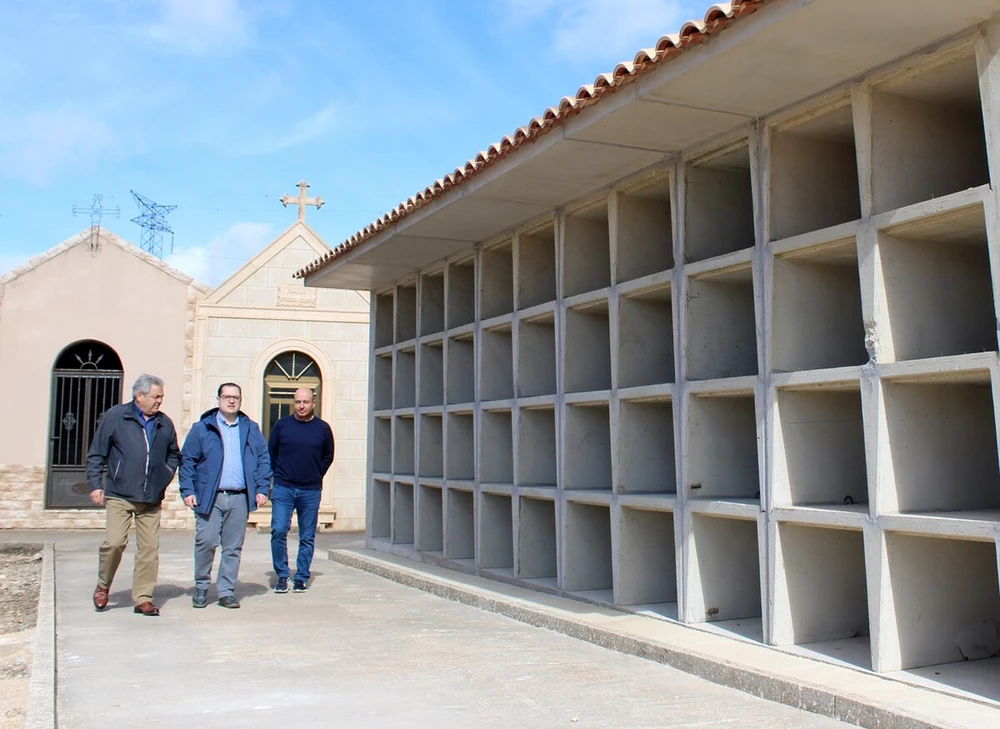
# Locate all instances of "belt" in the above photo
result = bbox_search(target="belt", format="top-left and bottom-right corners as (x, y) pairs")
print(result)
(219, 489), (247, 494)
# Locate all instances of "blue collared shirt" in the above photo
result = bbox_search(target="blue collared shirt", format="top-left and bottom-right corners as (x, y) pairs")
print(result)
(216, 413), (245, 491)
(133, 403), (156, 442)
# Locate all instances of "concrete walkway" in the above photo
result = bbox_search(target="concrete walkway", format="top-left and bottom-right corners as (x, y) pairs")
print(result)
(4, 530), (853, 729)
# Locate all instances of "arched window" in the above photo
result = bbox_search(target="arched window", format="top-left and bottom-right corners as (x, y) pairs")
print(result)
(262, 351), (322, 438)
(47, 340), (124, 509)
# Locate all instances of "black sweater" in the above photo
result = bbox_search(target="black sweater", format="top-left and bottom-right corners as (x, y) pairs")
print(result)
(268, 416), (335, 489)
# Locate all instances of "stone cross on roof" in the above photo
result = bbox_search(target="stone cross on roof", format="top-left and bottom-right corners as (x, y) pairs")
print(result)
(280, 180), (324, 222)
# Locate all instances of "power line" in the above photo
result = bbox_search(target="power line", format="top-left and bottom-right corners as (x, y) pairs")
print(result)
(130, 190), (177, 259)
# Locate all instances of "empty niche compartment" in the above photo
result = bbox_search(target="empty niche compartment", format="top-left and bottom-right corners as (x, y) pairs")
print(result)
(373, 416), (391, 474)
(447, 258), (476, 329)
(417, 484), (443, 552)
(420, 271), (445, 336)
(686, 265), (758, 380)
(418, 342), (444, 407)
(481, 323), (513, 401)
(418, 414), (443, 478)
(396, 283), (417, 343)
(877, 205), (996, 362)
(619, 283), (674, 388)
(769, 103), (860, 240)
(775, 524), (869, 653)
(392, 482), (414, 544)
(447, 334), (475, 404)
(373, 353), (393, 411)
(518, 223), (557, 309)
(690, 514), (762, 624)
(446, 411), (475, 481)
(687, 392), (760, 501)
(480, 409), (513, 484)
(772, 239), (866, 372)
(517, 496), (557, 581)
(885, 532), (1000, 670)
(618, 507), (677, 611)
(445, 488), (475, 560)
(773, 386), (868, 508)
(564, 403), (611, 491)
(517, 311), (556, 397)
(371, 479), (391, 539)
(393, 416), (415, 475)
(615, 179), (673, 283)
(871, 51), (989, 214)
(517, 406), (556, 487)
(375, 292), (393, 349)
(618, 396), (676, 494)
(479, 492), (514, 570)
(482, 241), (514, 320)
(882, 376), (1000, 514)
(685, 143), (755, 263)
(564, 200), (611, 297)
(395, 348), (416, 409)
(564, 298), (611, 393)
(563, 501), (612, 597)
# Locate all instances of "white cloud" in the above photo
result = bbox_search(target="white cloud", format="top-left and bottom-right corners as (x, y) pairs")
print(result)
(0, 109), (116, 186)
(145, 0), (252, 54)
(251, 103), (338, 155)
(165, 221), (273, 286)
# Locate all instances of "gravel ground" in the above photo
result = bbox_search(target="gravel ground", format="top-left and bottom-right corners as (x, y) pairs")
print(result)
(0, 546), (41, 729)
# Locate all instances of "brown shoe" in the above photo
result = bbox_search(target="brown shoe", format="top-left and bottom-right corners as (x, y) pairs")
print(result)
(133, 601), (160, 616)
(93, 585), (109, 611)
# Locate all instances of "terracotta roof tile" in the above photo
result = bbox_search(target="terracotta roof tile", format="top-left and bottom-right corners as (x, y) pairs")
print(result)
(296, 0), (768, 279)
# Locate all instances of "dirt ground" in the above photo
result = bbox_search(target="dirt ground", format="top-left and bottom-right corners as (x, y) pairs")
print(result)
(0, 547), (42, 729)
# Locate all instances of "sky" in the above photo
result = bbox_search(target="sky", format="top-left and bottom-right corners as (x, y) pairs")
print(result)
(0, 0), (711, 286)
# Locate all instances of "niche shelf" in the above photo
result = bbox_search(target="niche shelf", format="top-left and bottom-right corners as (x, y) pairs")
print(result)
(618, 396), (676, 494)
(516, 406), (557, 488)
(417, 484), (443, 552)
(375, 292), (394, 349)
(563, 501), (613, 599)
(393, 416), (415, 475)
(618, 283), (674, 388)
(772, 385), (868, 509)
(689, 514), (762, 626)
(395, 349), (416, 409)
(615, 179), (673, 283)
(418, 414), (443, 478)
(420, 271), (445, 336)
(518, 223), (557, 309)
(564, 201), (611, 297)
(617, 507), (677, 613)
(479, 492), (514, 571)
(396, 283), (417, 343)
(686, 264), (758, 380)
(517, 310), (557, 398)
(481, 323), (514, 401)
(771, 239), (866, 372)
(480, 408), (513, 485)
(564, 298), (611, 393)
(418, 342), (444, 407)
(447, 334), (475, 404)
(769, 102), (861, 240)
(482, 241), (514, 320)
(370, 479), (391, 539)
(563, 402), (611, 492)
(392, 482), (414, 544)
(517, 496), (557, 584)
(447, 258), (476, 329)
(446, 411), (475, 482)
(373, 353), (392, 412)
(877, 204), (996, 362)
(871, 52), (989, 214)
(373, 416), (391, 474)
(686, 392), (760, 502)
(685, 143), (755, 263)
(445, 487), (475, 560)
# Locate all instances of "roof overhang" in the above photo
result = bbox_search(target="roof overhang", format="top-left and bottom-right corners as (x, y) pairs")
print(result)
(305, 0), (1000, 291)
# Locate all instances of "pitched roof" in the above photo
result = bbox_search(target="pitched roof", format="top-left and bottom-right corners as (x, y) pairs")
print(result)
(296, 0), (768, 279)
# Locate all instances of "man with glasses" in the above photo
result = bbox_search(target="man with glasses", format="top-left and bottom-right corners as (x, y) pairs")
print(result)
(179, 383), (271, 609)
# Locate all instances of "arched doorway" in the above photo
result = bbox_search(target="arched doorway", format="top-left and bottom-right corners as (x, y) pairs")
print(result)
(262, 351), (322, 438)
(46, 340), (124, 508)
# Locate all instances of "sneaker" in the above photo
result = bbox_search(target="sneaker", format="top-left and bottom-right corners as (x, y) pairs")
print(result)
(217, 595), (241, 609)
(192, 588), (208, 608)
(274, 577), (288, 594)
(292, 580), (307, 593)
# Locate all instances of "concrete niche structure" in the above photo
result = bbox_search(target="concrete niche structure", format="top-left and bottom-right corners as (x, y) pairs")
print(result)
(301, 0), (1000, 699)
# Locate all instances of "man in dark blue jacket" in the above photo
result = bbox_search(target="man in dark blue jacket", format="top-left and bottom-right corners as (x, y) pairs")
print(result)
(268, 387), (334, 594)
(179, 382), (271, 609)
(86, 374), (180, 617)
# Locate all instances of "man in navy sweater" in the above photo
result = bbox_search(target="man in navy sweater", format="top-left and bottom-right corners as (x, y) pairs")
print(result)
(268, 387), (335, 593)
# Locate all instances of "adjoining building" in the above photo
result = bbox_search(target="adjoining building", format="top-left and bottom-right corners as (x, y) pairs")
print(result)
(298, 0), (1000, 686)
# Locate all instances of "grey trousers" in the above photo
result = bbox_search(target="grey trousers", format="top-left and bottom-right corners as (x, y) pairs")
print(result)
(194, 491), (249, 597)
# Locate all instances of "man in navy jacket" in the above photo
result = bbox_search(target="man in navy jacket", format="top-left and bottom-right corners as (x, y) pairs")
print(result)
(268, 387), (334, 594)
(179, 382), (271, 609)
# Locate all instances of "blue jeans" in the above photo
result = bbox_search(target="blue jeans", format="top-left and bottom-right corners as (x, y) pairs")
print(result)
(270, 485), (322, 583)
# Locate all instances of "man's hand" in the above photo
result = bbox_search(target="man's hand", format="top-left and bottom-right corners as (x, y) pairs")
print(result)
(183, 495), (197, 509)
(89, 489), (105, 506)
(256, 493), (268, 507)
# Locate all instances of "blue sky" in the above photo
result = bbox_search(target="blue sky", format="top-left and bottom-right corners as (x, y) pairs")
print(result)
(0, 0), (710, 285)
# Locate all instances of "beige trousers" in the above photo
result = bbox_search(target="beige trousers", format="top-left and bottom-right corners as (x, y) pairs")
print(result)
(97, 497), (162, 605)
